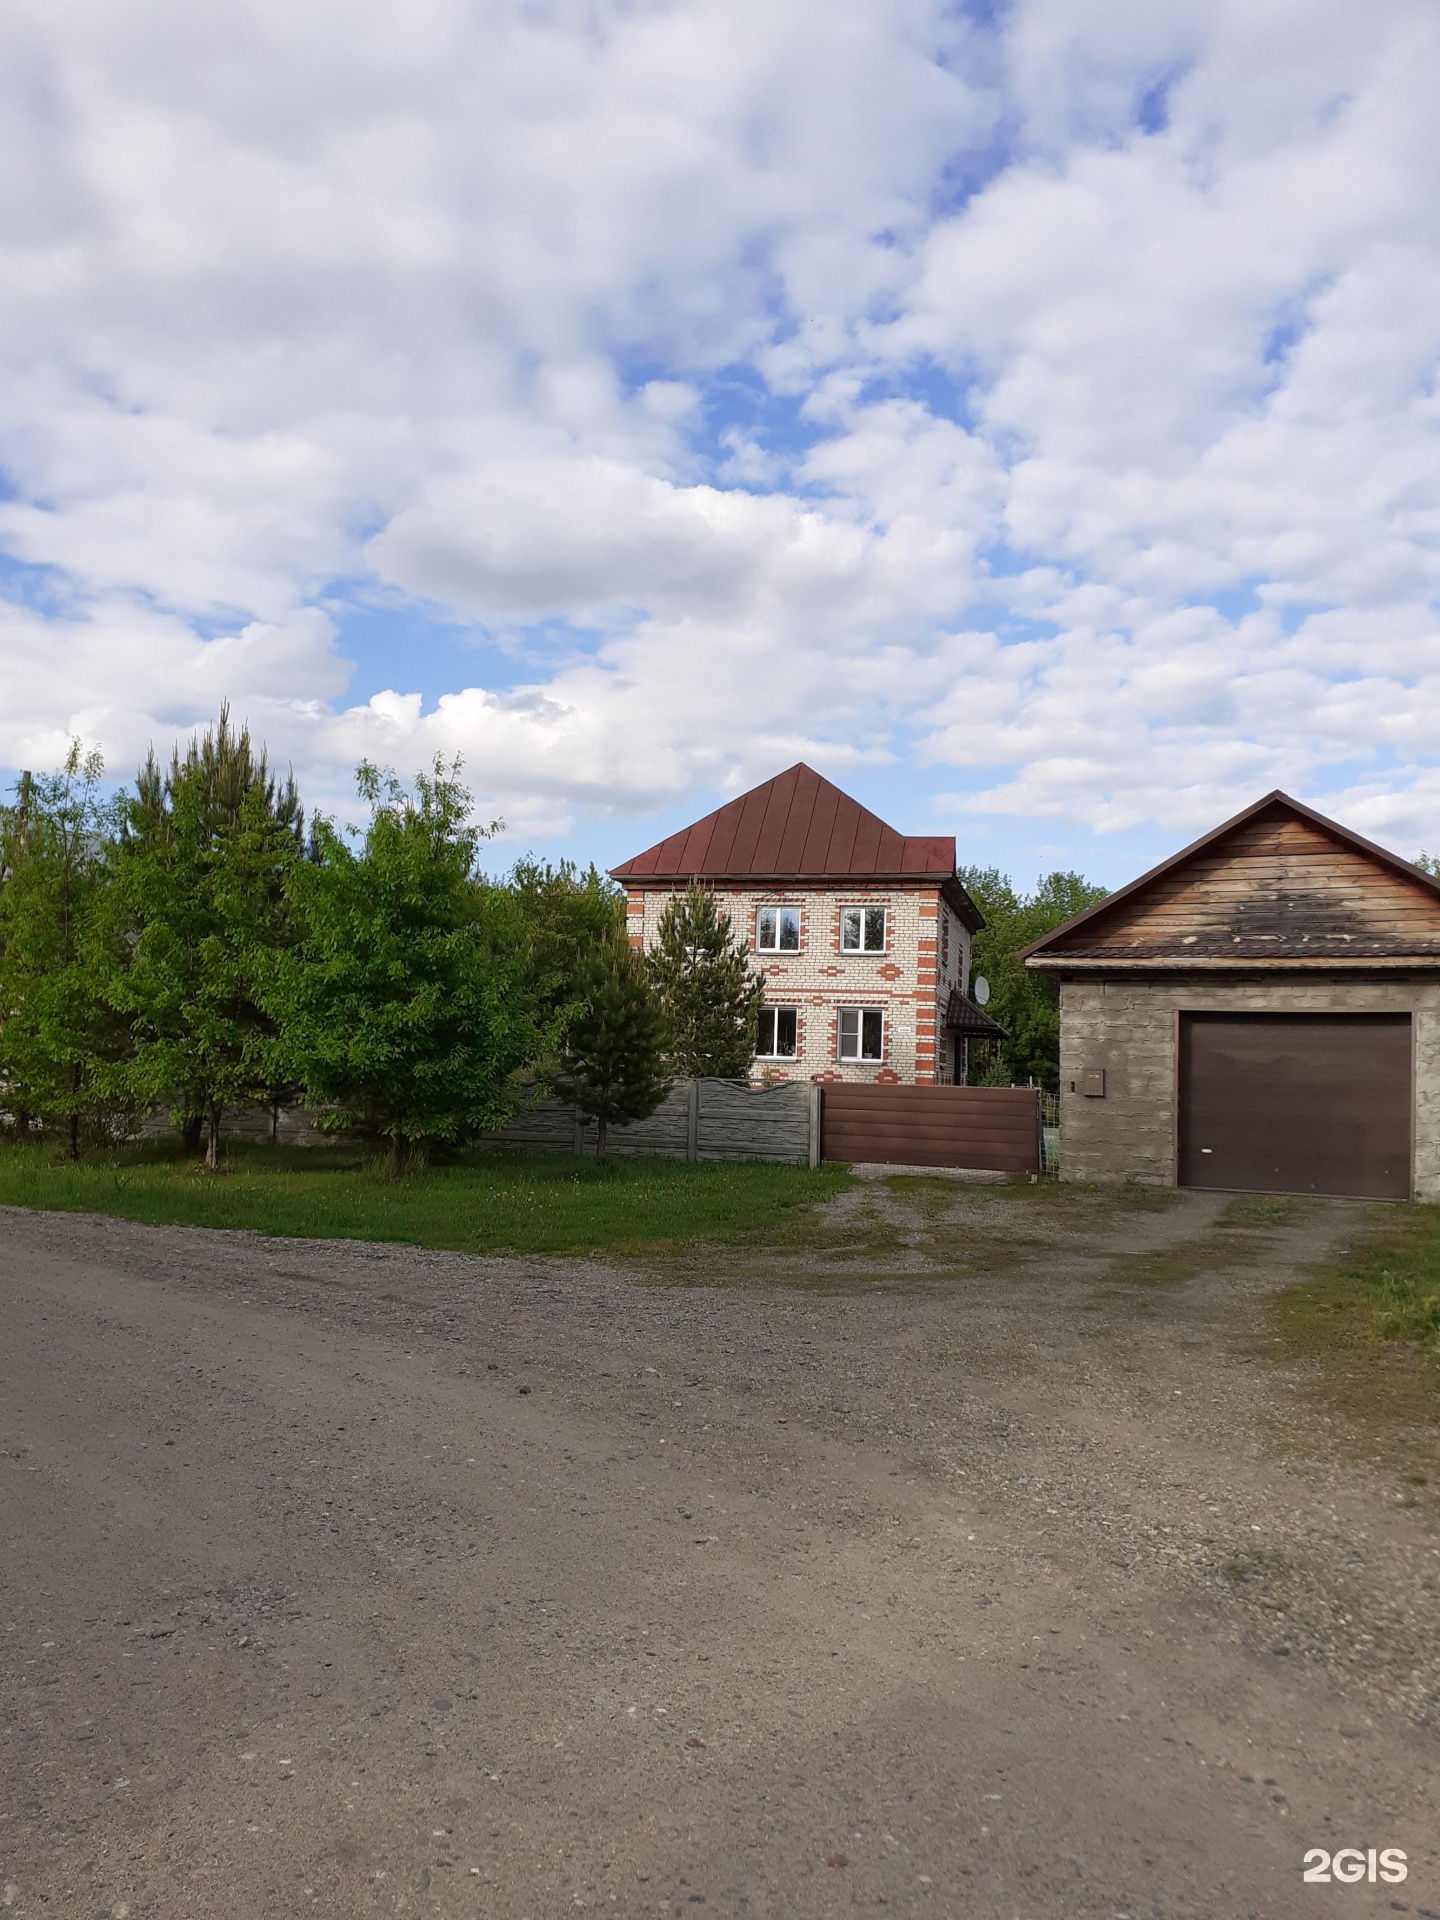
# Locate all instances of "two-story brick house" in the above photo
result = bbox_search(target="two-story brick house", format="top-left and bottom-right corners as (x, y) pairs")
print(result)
(610, 764), (1001, 1085)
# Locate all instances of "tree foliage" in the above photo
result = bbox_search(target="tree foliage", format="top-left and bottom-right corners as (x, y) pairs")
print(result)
(502, 857), (625, 1038)
(646, 881), (764, 1079)
(273, 759), (545, 1169)
(112, 705), (303, 1165)
(958, 868), (1109, 1092)
(0, 746), (130, 1156)
(563, 933), (672, 1160)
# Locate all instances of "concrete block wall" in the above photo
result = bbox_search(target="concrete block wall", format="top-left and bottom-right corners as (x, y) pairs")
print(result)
(625, 883), (971, 1086)
(1058, 972), (1440, 1198)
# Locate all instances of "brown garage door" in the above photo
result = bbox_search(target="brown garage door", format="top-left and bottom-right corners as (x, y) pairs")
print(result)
(1177, 1012), (1411, 1199)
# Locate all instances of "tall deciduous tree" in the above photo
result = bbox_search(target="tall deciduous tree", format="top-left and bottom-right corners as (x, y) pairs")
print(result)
(958, 868), (1108, 1092)
(274, 759), (544, 1171)
(564, 934), (671, 1161)
(646, 881), (763, 1079)
(0, 745), (129, 1157)
(114, 706), (304, 1166)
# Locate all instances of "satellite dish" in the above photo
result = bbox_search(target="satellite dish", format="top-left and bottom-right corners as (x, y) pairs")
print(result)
(973, 976), (991, 1006)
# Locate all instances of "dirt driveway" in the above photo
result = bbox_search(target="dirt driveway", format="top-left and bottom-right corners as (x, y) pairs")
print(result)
(1, 1184), (1438, 1919)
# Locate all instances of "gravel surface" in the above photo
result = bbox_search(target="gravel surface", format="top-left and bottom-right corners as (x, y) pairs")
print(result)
(1, 1190), (1437, 1918)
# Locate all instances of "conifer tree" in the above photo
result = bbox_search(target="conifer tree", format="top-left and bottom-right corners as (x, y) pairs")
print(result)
(646, 881), (764, 1079)
(0, 745), (129, 1157)
(114, 705), (304, 1166)
(564, 934), (672, 1161)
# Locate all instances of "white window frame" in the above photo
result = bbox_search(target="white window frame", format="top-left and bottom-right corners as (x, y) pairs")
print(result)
(840, 904), (888, 953)
(756, 904), (801, 953)
(837, 1005), (884, 1062)
(755, 1005), (799, 1060)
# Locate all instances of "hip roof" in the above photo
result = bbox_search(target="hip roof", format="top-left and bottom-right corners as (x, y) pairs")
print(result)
(612, 763), (983, 928)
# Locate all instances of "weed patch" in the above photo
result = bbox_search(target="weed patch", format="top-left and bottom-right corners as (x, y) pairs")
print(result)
(1220, 1194), (1310, 1229)
(1101, 1233), (1257, 1289)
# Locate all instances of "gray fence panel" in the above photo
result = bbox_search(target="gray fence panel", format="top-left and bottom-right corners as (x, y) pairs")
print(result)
(137, 1079), (818, 1167)
(591, 1083), (692, 1159)
(481, 1077), (813, 1165)
(695, 1079), (810, 1164)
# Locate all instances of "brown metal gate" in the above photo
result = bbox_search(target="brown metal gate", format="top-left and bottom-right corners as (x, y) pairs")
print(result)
(820, 1083), (1041, 1173)
(1177, 1012), (1412, 1199)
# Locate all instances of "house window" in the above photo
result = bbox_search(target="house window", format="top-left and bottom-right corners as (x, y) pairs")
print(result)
(838, 1006), (883, 1061)
(756, 1006), (798, 1058)
(840, 905), (887, 952)
(756, 905), (800, 952)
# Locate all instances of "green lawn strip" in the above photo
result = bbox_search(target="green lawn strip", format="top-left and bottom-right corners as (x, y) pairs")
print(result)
(1257, 1203), (1440, 1500)
(0, 1143), (854, 1259)
(1271, 1204), (1440, 1362)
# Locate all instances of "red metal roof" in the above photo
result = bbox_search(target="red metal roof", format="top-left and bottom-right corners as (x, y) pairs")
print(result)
(611, 763), (962, 886)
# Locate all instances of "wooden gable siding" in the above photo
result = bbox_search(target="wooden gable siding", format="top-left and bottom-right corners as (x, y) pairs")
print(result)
(1044, 808), (1440, 962)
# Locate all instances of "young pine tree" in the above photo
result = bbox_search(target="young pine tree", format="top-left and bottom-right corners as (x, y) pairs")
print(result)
(646, 880), (764, 1080)
(114, 706), (304, 1167)
(564, 934), (672, 1162)
(273, 759), (546, 1172)
(0, 745), (129, 1157)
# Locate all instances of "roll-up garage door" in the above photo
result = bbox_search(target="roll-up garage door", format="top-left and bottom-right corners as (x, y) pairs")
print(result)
(1178, 1012), (1411, 1199)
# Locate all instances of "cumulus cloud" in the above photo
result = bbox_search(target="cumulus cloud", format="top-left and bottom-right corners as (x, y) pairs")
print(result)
(1, 0), (1439, 858)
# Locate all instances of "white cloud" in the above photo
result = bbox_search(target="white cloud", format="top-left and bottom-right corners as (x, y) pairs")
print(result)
(2, 0), (1440, 862)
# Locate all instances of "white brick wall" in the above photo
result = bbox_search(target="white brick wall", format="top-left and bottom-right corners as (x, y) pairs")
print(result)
(1058, 972), (1440, 1199)
(627, 883), (972, 1086)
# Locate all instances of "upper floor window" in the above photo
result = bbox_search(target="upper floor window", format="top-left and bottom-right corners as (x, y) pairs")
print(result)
(756, 905), (800, 952)
(840, 905), (887, 952)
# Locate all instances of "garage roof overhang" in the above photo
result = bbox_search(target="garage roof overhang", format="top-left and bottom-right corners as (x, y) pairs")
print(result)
(1021, 790), (1440, 974)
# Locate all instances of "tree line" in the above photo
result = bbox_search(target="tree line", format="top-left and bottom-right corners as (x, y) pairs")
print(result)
(958, 867), (1109, 1092)
(0, 711), (765, 1166)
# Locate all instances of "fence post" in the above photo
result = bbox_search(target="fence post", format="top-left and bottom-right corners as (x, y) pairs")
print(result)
(808, 1083), (823, 1169)
(686, 1079), (700, 1162)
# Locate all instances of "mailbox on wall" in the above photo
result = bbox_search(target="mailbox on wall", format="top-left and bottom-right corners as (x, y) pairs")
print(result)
(1071, 1068), (1106, 1097)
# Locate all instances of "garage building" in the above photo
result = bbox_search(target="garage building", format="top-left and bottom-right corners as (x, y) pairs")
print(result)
(1022, 791), (1440, 1200)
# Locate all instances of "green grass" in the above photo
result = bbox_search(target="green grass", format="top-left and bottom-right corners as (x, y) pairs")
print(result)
(1271, 1204), (1440, 1363)
(1219, 1193), (1310, 1229)
(0, 1142), (855, 1258)
(1257, 1203), (1440, 1491)
(1100, 1232), (1261, 1289)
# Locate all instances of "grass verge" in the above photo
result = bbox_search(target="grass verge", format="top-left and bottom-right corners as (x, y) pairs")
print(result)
(1258, 1203), (1439, 1498)
(1270, 1204), (1440, 1364)
(0, 1142), (854, 1259)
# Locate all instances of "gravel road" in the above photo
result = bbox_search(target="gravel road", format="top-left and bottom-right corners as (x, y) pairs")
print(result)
(1, 1190), (1437, 1919)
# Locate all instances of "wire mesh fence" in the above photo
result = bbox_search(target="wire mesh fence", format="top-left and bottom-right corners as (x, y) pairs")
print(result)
(1039, 1088), (1060, 1177)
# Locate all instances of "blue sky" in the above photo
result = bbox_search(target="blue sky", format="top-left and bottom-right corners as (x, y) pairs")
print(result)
(3, 0), (1440, 893)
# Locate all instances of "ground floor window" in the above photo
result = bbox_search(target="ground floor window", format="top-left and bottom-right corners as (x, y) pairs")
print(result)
(838, 1006), (883, 1061)
(756, 1005), (798, 1058)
